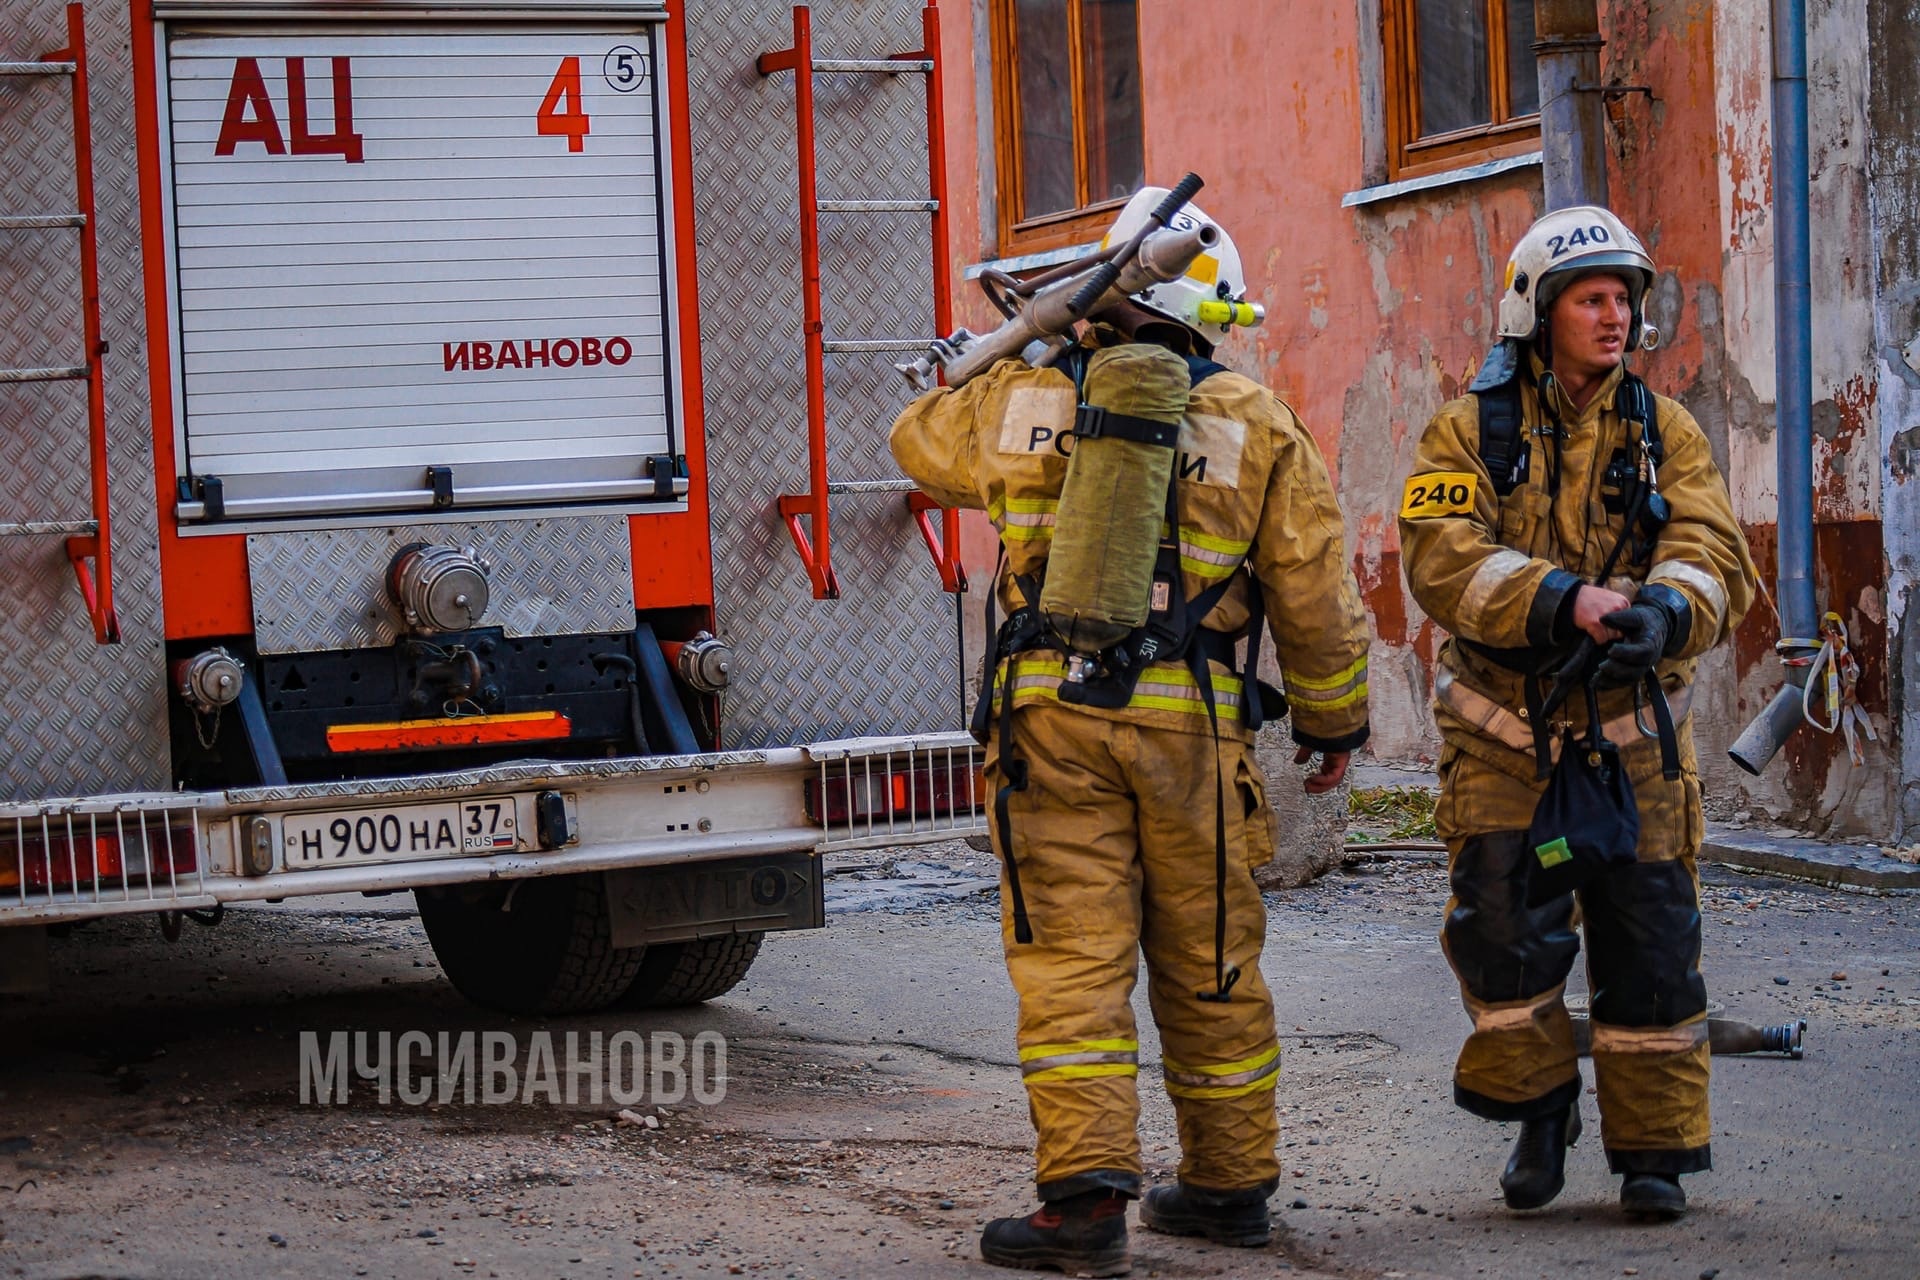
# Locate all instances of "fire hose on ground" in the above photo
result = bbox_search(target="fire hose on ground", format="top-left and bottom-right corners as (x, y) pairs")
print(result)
(1339, 840), (1807, 1059)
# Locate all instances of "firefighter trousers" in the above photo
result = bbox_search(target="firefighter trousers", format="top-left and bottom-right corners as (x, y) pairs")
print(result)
(1437, 747), (1712, 1175)
(985, 700), (1283, 1200)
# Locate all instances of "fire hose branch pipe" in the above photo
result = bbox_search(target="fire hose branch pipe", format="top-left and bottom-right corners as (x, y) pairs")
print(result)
(1729, 633), (1820, 776)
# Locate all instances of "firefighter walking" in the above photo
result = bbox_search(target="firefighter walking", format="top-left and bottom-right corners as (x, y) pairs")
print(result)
(1399, 208), (1757, 1220)
(892, 186), (1371, 1275)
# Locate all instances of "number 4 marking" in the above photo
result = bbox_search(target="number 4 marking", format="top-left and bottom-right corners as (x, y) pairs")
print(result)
(538, 57), (590, 152)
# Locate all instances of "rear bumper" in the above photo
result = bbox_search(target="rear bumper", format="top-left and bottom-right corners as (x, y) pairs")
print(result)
(0, 732), (984, 926)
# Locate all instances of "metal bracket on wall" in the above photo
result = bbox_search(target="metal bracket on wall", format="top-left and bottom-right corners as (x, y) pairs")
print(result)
(1575, 82), (1654, 102)
(757, 4), (965, 601)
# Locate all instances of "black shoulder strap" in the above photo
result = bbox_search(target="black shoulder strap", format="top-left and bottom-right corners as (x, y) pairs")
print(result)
(1468, 339), (1528, 497)
(1059, 343), (1093, 395)
(1475, 377), (1527, 497)
(1184, 353), (1228, 387)
(1615, 371), (1662, 461)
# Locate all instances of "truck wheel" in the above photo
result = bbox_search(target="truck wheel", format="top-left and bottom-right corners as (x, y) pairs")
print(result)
(618, 932), (764, 1007)
(416, 874), (646, 1015)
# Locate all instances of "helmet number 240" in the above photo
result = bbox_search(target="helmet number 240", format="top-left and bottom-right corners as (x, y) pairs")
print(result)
(1547, 224), (1613, 258)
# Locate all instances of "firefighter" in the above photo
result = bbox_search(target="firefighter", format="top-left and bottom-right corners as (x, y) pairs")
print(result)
(1398, 207), (1757, 1221)
(891, 187), (1371, 1276)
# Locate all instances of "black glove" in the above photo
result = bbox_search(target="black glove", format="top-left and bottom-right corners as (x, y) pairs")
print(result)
(1596, 601), (1671, 688)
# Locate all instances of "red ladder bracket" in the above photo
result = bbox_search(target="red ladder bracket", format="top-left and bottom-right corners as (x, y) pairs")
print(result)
(777, 493), (840, 600)
(65, 534), (119, 643)
(906, 492), (966, 594)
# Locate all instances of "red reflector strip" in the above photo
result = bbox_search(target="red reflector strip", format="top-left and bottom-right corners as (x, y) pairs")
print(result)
(0, 819), (196, 890)
(804, 764), (989, 826)
(326, 711), (572, 754)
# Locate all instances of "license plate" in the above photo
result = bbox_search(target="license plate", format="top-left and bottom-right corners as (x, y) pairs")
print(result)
(282, 796), (527, 870)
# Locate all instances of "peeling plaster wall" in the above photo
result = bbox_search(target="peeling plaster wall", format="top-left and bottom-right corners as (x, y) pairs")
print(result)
(1701, 0), (1892, 836)
(932, 0), (1899, 835)
(1867, 0), (1920, 839)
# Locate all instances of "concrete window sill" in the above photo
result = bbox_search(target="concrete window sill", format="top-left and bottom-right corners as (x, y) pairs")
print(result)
(1341, 152), (1544, 209)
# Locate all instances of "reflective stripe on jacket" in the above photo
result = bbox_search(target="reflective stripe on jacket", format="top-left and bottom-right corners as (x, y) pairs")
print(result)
(890, 353), (1370, 750)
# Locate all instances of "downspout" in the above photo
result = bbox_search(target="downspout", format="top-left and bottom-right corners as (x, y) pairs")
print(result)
(1535, 0), (1608, 209)
(1729, 0), (1819, 775)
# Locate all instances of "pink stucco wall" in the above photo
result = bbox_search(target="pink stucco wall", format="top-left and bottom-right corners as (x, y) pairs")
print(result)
(929, 0), (1895, 836)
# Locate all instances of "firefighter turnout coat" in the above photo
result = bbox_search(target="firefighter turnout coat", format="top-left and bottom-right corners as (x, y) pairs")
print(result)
(891, 350), (1370, 1199)
(1399, 358), (1756, 1173)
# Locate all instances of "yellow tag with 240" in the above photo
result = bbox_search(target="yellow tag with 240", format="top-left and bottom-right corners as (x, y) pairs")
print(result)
(1400, 471), (1478, 519)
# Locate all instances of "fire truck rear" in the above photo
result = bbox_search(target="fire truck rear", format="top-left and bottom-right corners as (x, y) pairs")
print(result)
(0, 0), (982, 1012)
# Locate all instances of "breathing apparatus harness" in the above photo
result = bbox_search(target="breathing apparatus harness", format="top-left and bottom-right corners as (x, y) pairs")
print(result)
(973, 349), (1281, 1003)
(1467, 344), (1681, 783)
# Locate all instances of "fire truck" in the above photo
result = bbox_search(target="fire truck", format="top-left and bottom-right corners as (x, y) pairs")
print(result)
(0, 0), (984, 1012)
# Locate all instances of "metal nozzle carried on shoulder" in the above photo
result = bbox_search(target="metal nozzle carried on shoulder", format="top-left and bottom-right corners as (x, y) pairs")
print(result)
(898, 173), (1225, 392)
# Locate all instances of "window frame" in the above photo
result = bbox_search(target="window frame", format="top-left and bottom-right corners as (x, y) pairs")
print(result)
(1383, 0), (1541, 181)
(988, 0), (1144, 256)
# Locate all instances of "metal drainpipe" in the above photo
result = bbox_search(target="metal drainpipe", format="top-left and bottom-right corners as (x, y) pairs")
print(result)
(1535, 0), (1608, 209)
(1729, 0), (1818, 775)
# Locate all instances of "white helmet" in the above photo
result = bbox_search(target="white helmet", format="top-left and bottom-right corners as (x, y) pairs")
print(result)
(1101, 186), (1261, 349)
(1496, 205), (1656, 348)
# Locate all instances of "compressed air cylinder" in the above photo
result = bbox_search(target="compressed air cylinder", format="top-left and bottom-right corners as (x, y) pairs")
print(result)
(1040, 344), (1191, 654)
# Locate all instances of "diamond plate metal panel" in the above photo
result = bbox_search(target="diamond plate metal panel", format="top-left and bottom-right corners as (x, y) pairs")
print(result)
(0, 0), (171, 801)
(0, 0), (966, 804)
(686, 1), (963, 749)
(246, 516), (637, 655)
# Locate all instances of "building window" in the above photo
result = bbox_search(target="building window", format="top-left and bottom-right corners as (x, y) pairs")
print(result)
(1384, 0), (1540, 180)
(990, 0), (1145, 255)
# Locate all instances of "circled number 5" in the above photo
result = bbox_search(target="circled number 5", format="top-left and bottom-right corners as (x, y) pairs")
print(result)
(604, 45), (647, 93)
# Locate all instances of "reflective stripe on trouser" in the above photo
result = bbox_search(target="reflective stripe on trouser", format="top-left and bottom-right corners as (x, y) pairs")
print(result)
(1438, 749), (1711, 1171)
(986, 700), (1282, 1198)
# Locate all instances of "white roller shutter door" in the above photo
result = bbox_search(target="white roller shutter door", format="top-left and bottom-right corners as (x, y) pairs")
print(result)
(162, 23), (680, 520)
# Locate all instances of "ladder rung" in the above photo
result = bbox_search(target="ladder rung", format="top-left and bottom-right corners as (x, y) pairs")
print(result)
(0, 366), (87, 384)
(0, 61), (74, 76)
(826, 480), (918, 495)
(0, 214), (85, 230)
(817, 199), (938, 214)
(0, 519), (96, 537)
(820, 338), (927, 354)
(812, 58), (931, 74)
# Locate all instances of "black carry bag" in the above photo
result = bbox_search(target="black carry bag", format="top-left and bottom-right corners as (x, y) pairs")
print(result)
(1524, 677), (1641, 906)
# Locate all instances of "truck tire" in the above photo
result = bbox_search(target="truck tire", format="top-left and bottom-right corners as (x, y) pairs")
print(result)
(618, 932), (764, 1007)
(416, 873), (646, 1015)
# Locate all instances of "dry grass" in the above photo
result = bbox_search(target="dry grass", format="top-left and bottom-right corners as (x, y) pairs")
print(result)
(1346, 785), (1437, 841)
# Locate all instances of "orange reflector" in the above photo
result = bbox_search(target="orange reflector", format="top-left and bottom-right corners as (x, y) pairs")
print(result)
(326, 711), (572, 754)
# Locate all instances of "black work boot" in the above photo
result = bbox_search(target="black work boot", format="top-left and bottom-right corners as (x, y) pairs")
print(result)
(1138, 1180), (1272, 1247)
(980, 1189), (1130, 1276)
(1620, 1172), (1687, 1221)
(1500, 1105), (1583, 1211)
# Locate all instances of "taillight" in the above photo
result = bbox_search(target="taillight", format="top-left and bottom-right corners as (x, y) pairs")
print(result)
(804, 764), (987, 826)
(0, 815), (198, 892)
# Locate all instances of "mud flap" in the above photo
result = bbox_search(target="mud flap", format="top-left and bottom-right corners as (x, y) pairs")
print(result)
(604, 851), (823, 949)
(0, 925), (50, 995)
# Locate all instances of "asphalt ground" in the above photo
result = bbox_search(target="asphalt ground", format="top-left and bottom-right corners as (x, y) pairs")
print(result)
(0, 842), (1915, 1279)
